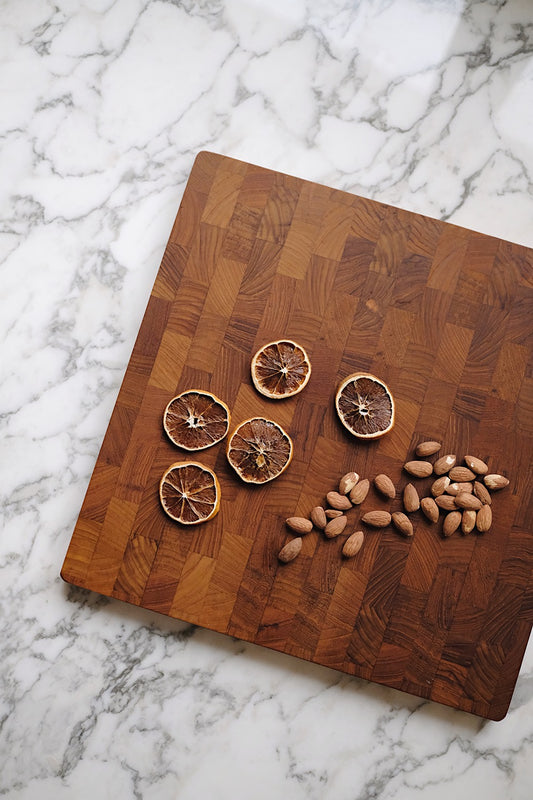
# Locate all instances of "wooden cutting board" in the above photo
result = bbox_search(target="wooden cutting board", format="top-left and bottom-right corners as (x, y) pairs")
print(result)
(61, 151), (533, 720)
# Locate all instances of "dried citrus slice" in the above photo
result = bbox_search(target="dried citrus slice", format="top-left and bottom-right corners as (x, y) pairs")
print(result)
(163, 390), (230, 451)
(251, 339), (311, 399)
(226, 417), (293, 484)
(335, 373), (395, 439)
(159, 461), (220, 525)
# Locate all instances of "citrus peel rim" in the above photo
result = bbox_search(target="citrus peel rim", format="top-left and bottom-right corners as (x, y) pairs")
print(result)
(226, 416), (293, 484)
(163, 389), (230, 451)
(159, 460), (221, 525)
(335, 372), (395, 440)
(251, 339), (311, 400)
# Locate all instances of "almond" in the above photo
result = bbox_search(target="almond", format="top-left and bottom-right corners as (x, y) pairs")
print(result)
(361, 510), (391, 528)
(403, 483), (420, 513)
(324, 515), (348, 538)
(286, 517), (313, 534)
(349, 478), (370, 505)
(325, 509), (343, 519)
(464, 455), (488, 475)
(374, 473), (396, 499)
(339, 471), (359, 495)
(476, 504), (492, 532)
(392, 511), (414, 537)
(278, 537), (302, 563)
(420, 496), (439, 523)
(404, 460), (433, 478)
(454, 493), (482, 511)
(310, 506), (327, 530)
(433, 454), (456, 475)
(443, 510), (462, 537)
(473, 481), (491, 506)
(326, 491), (352, 511)
(446, 481), (473, 495)
(435, 494), (457, 511)
(449, 466), (476, 482)
(431, 476), (450, 497)
(342, 530), (364, 558)
(461, 509), (477, 534)
(484, 474), (509, 491)
(415, 440), (442, 457)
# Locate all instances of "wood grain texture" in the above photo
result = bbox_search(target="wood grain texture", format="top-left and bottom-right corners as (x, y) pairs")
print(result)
(61, 152), (533, 721)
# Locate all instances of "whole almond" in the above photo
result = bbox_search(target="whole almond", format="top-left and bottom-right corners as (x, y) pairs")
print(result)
(278, 537), (302, 563)
(374, 474), (396, 499)
(446, 481), (473, 496)
(476, 504), (492, 532)
(454, 493), (482, 511)
(325, 509), (343, 519)
(420, 496), (439, 523)
(310, 506), (327, 530)
(433, 454), (456, 475)
(349, 478), (370, 505)
(339, 471), (359, 495)
(484, 474), (509, 491)
(473, 481), (491, 505)
(415, 440), (442, 457)
(435, 495), (457, 511)
(392, 511), (414, 538)
(431, 476), (450, 497)
(443, 510), (462, 537)
(403, 483), (420, 513)
(464, 455), (488, 475)
(461, 509), (477, 534)
(326, 491), (352, 511)
(325, 515), (348, 538)
(342, 530), (364, 558)
(404, 460), (433, 478)
(362, 510), (392, 528)
(286, 517), (313, 534)
(449, 466), (476, 482)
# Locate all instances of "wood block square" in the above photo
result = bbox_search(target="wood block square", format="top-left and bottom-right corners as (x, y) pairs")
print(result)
(62, 152), (533, 721)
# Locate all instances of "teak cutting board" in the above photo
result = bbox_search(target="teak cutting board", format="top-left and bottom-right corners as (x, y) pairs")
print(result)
(62, 152), (533, 720)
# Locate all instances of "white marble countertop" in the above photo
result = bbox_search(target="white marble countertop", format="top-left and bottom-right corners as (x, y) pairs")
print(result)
(1, 1), (532, 797)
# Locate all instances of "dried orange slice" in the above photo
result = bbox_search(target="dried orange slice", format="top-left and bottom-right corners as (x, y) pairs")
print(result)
(335, 373), (395, 439)
(163, 390), (230, 451)
(226, 417), (293, 484)
(251, 339), (311, 399)
(159, 461), (220, 525)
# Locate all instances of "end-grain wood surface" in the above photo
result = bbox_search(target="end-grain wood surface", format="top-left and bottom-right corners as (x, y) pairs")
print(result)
(62, 152), (533, 720)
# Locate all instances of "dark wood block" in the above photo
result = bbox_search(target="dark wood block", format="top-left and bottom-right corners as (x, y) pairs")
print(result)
(61, 152), (533, 721)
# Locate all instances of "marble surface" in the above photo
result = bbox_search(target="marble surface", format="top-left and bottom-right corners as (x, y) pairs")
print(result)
(1, 0), (532, 797)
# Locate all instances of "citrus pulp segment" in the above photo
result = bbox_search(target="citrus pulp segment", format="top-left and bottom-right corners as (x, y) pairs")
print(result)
(163, 390), (230, 451)
(159, 461), (220, 525)
(251, 340), (311, 399)
(226, 417), (293, 484)
(335, 373), (395, 439)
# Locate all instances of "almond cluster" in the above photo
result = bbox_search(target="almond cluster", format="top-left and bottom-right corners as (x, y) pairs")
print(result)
(278, 442), (510, 563)
(278, 469), (411, 563)
(402, 441), (509, 537)
(278, 471), (371, 563)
